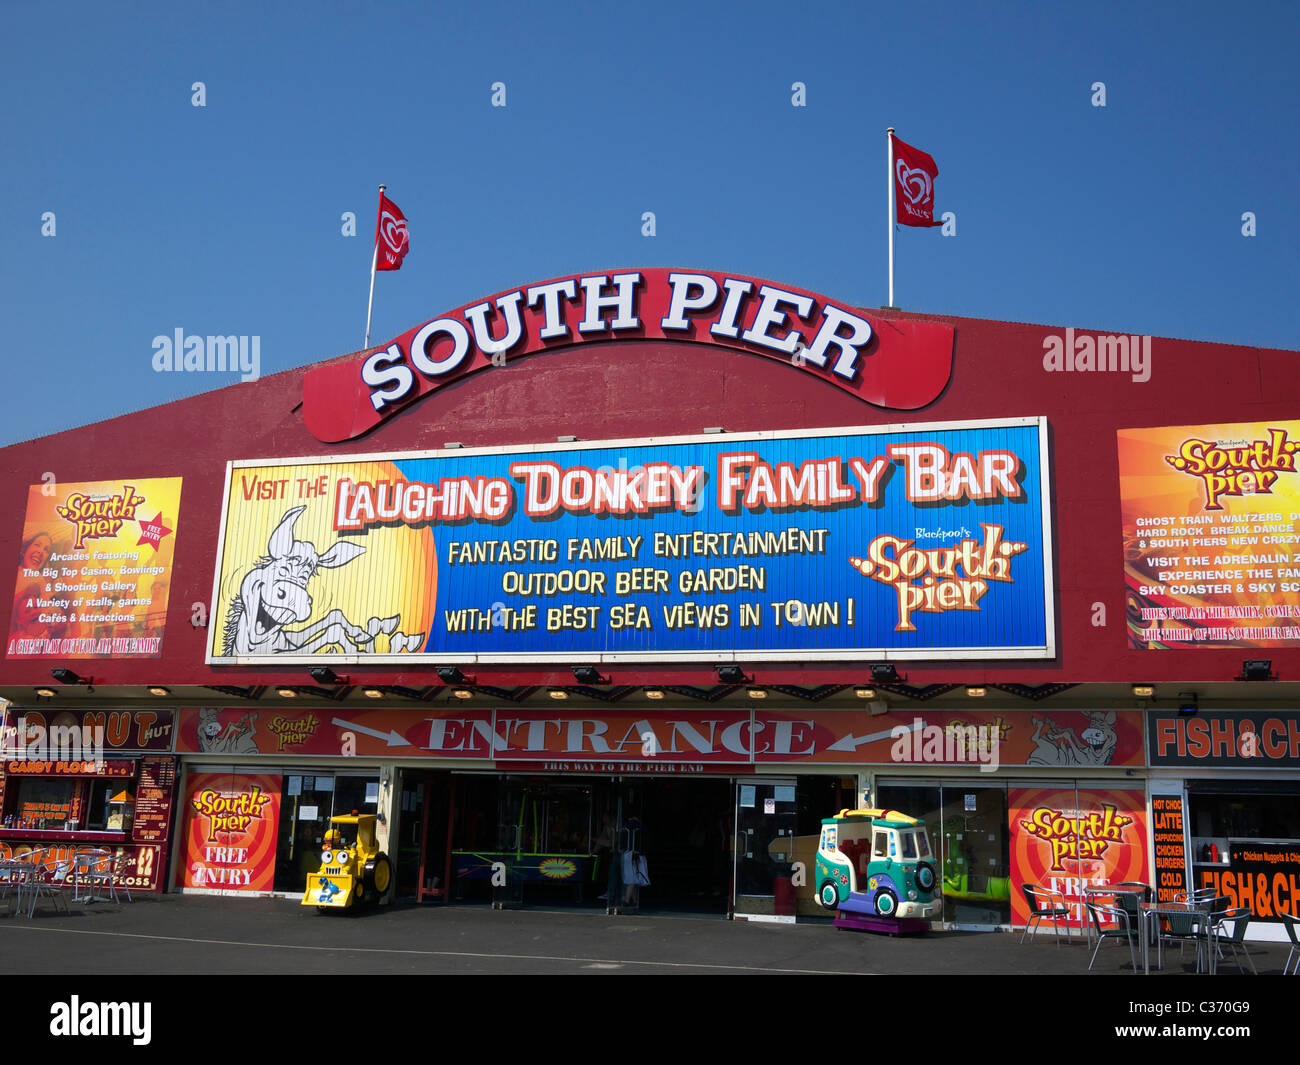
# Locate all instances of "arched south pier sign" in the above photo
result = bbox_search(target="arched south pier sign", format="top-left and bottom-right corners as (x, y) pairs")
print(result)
(301, 268), (956, 444)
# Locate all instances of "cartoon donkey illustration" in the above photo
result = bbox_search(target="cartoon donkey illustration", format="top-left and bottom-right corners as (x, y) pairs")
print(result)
(1026, 711), (1119, 767)
(222, 506), (424, 656)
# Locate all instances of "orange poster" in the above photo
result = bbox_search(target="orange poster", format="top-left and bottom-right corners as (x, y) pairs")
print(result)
(1009, 786), (1149, 929)
(181, 773), (280, 893)
(9, 477), (182, 658)
(1119, 421), (1300, 648)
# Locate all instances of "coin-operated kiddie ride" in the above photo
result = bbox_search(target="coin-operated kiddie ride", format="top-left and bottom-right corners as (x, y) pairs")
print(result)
(815, 808), (940, 934)
(302, 813), (392, 912)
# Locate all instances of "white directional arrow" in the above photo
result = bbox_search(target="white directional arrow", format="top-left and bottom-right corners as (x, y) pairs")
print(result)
(331, 718), (413, 748)
(826, 720), (920, 753)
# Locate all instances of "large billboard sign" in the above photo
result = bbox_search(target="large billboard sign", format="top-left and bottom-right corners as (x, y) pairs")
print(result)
(207, 419), (1053, 664)
(1119, 421), (1300, 648)
(7, 477), (181, 659)
(300, 269), (956, 443)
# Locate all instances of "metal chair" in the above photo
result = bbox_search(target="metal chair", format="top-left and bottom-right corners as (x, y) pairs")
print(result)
(1212, 907), (1256, 974)
(1020, 883), (1073, 945)
(1159, 898), (1224, 973)
(1280, 912), (1300, 975)
(72, 849), (115, 903)
(17, 850), (70, 918)
(1084, 898), (1138, 972)
(110, 852), (132, 902)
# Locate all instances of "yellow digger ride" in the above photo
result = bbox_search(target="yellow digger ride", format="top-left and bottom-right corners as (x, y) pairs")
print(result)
(302, 812), (393, 911)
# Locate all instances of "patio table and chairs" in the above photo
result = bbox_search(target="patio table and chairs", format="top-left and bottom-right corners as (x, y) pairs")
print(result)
(2, 850), (72, 918)
(71, 849), (117, 903)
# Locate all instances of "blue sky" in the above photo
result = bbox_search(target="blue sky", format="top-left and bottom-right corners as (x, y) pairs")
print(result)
(2, 0), (1296, 447)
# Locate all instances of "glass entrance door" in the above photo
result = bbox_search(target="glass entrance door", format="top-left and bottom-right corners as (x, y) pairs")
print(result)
(876, 779), (1010, 927)
(734, 778), (797, 918)
(938, 783), (1010, 927)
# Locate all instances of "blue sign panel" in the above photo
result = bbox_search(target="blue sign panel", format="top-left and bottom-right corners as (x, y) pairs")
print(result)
(210, 419), (1053, 664)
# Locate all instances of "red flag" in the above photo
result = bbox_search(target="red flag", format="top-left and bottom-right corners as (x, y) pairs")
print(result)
(374, 193), (410, 270)
(891, 134), (941, 228)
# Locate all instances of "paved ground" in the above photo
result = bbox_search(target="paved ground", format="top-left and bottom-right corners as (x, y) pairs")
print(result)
(4, 895), (1289, 1052)
(1, 891), (1293, 977)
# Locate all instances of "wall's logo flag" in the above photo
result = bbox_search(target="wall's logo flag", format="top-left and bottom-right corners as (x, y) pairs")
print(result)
(891, 134), (942, 228)
(375, 194), (409, 271)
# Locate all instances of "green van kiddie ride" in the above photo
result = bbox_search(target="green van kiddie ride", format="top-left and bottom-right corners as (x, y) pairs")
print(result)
(815, 808), (940, 921)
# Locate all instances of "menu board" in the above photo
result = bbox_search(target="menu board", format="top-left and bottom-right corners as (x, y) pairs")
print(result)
(132, 756), (177, 844)
(1151, 793), (1189, 902)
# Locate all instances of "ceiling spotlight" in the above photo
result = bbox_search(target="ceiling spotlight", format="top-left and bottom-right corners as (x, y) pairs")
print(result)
(362, 688), (385, 699)
(854, 687), (877, 699)
(452, 688), (473, 699)
(33, 687), (56, 698)
(437, 666), (472, 685)
(1240, 659), (1275, 681)
(645, 689), (665, 700)
(548, 688), (569, 700)
(716, 665), (748, 685)
(572, 666), (606, 685)
(1178, 691), (1199, 715)
(147, 686), (171, 697)
(870, 664), (902, 684)
(277, 687), (298, 698)
(308, 666), (346, 686)
(51, 668), (90, 686)
(966, 686), (987, 698)
(747, 687), (767, 699)
(1131, 684), (1155, 699)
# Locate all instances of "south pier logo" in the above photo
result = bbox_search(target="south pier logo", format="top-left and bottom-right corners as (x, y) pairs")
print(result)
(849, 524), (1027, 632)
(266, 714), (319, 751)
(55, 485), (145, 550)
(1164, 428), (1299, 510)
(191, 786), (272, 841)
(1020, 803), (1133, 870)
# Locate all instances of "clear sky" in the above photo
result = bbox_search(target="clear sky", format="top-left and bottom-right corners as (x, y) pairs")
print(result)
(2, 0), (1296, 447)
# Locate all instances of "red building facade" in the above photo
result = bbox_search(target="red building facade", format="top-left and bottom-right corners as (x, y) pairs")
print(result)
(2, 268), (1298, 934)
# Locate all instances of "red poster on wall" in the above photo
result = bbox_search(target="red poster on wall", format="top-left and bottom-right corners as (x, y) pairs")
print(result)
(1009, 786), (1149, 929)
(180, 772), (280, 893)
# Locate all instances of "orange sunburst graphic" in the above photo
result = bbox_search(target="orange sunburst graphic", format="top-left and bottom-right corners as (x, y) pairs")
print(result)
(182, 773), (281, 892)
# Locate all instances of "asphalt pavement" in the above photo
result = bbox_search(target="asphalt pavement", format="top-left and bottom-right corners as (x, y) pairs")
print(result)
(1, 891), (1294, 977)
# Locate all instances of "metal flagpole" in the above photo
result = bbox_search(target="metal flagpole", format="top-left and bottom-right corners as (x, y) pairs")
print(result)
(886, 129), (895, 308)
(364, 184), (386, 350)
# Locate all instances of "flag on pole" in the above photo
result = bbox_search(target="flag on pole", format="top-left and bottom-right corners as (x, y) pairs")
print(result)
(374, 193), (410, 270)
(890, 133), (941, 228)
